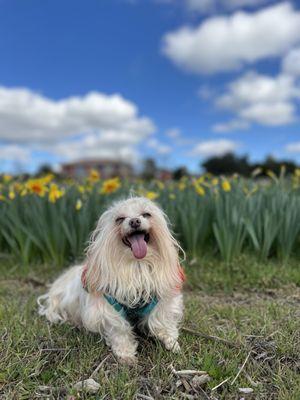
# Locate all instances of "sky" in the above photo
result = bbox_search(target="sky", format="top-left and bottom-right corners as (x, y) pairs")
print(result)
(0, 0), (300, 173)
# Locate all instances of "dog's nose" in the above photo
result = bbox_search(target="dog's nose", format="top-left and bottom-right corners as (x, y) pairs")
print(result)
(129, 218), (141, 229)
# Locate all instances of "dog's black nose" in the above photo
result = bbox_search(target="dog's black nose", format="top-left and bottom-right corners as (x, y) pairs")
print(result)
(129, 218), (141, 229)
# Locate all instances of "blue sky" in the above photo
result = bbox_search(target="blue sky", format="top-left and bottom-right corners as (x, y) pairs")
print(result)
(0, 0), (300, 173)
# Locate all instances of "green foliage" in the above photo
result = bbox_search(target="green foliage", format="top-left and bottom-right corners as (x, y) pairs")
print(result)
(0, 173), (300, 266)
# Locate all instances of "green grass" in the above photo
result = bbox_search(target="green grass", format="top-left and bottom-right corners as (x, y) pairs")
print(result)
(0, 256), (299, 399)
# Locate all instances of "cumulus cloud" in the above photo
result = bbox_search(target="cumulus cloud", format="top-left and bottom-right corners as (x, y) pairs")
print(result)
(285, 142), (300, 153)
(187, 0), (272, 13)
(214, 71), (300, 128)
(146, 138), (172, 154)
(191, 139), (240, 156)
(213, 119), (250, 132)
(0, 86), (155, 166)
(0, 144), (30, 163)
(282, 47), (300, 77)
(165, 128), (181, 138)
(162, 2), (300, 74)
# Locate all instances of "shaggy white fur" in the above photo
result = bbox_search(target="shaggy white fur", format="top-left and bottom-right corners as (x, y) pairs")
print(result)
(38, 197), (184, 364)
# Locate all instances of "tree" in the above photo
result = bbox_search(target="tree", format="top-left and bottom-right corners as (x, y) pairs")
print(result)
(141, 158), (157, 180)
(173, 166), (188, 180)
(202, 153), (251, 176)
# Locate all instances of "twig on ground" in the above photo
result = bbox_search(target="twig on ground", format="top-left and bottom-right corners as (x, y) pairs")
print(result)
(136, 394), (154, 400)
(211, 377), (231, 391)
(197, 386), (211, 400)
(231, 351), (252, 385)
(170, 364), (207, 377)
(89, 354), (110, 379)
(182, 327), (239, 348)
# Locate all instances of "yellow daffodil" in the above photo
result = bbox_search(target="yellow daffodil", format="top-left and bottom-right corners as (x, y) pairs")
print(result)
(169, 193), (176, 200)
(88, 169), (100, 183)
(3, 174), (12, 183)
(178, 181), (186, 191)
(0, 194), (5, 201)
(196, 176), (205, 185)
(211, 178), (219, 186)
(40, 173), (55, 185)
(155, 180), (165, 190)
(77, 185), (85, 194)
(195, 184), (205, 196)
(26, 179), (47, 197)
(251, 167), (262, 177)
(222, 179), (231, 192)
(48, 184), (64, 203)
(266, 170), (277, 181)
(75, 199), (83, 210)
(9, 190), (15, 200)
(145, 191), (159, 200)
(101, 177), (121, 194)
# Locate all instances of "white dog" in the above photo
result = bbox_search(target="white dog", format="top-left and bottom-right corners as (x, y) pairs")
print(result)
(38, 197), (184, 364)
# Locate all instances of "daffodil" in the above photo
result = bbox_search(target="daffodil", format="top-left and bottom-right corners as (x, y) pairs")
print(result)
(211, 178), (219, 186)
(155, 180), (165, 190)
(194, 184), (205, 196)
(9, 190), (15, 200)
(0, 194), (5, 201)
(266, 170), (277, 181)
(178, 181), (186, 191)
(40, 173), (55, 185)
(222, 179), (231, 192)
(26, 179), (47, 197)
(88, 169), (100, 183)
(294, 168), (300, 178)
(169, 193), (176, 200)
(48, 184), (64, 203)
(3, 174), (12, 183)
(101, 177), (121, 194)
(77, 185), (85, 194)
(145, 191), (159, 200)
(75, 199), (83, 210)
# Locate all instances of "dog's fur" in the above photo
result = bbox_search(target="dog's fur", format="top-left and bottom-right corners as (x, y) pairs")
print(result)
(38, 197), (184, 364)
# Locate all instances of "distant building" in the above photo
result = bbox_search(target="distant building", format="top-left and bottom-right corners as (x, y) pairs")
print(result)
(156, 169), (173, 181)
(61, 159), (133, 179)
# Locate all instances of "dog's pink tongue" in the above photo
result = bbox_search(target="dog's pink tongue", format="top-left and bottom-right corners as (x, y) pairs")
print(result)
(128, 233), (147, 259)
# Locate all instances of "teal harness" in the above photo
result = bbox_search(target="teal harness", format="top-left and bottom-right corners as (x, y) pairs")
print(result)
(81, 266), (158, 323)
(103, 294), (158, 323)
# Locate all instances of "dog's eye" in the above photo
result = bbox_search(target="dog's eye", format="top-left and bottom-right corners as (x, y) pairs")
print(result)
(115, 217), (125, 225)
(142, 212), (151, 218)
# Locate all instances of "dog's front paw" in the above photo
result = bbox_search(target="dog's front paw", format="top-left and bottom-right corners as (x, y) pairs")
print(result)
(118, 354), (138, 365)
(163, 337), (181, 353)
(112, 345), (137, 365)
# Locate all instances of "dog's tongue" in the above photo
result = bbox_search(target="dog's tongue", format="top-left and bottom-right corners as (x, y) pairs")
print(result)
(128, 233), (147, 259)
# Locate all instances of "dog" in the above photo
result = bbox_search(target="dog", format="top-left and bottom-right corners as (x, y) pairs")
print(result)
(38, 197), (184, 364)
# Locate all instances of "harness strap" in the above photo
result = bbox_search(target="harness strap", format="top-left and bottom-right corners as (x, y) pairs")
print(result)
(81, 264), (184, 320)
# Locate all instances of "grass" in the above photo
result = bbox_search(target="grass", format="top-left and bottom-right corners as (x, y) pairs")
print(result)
(0, 255), (299, 399)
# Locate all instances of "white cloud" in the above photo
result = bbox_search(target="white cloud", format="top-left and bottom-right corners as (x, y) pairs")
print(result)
(282, 47), (300, 76)
(285, 142), (300, 153)
(186, 0), (272, 13)
(213, 119), (250, 132)
(147, 138), (172, 154)
(0, 144), (30, 163)
(165, 128), (181, 138)
(192, 139), (240, 156)
(215, 71), (300, 128)
(162, 2), (300, 74)
(0, 86), (156, 166)
(0, 86), (154, 143)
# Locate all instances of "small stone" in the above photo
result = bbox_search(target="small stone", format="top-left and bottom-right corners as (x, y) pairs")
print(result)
(73, 378), (100, 393)
(191, 374), (211, 387)
(238, 387), (254, 394)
